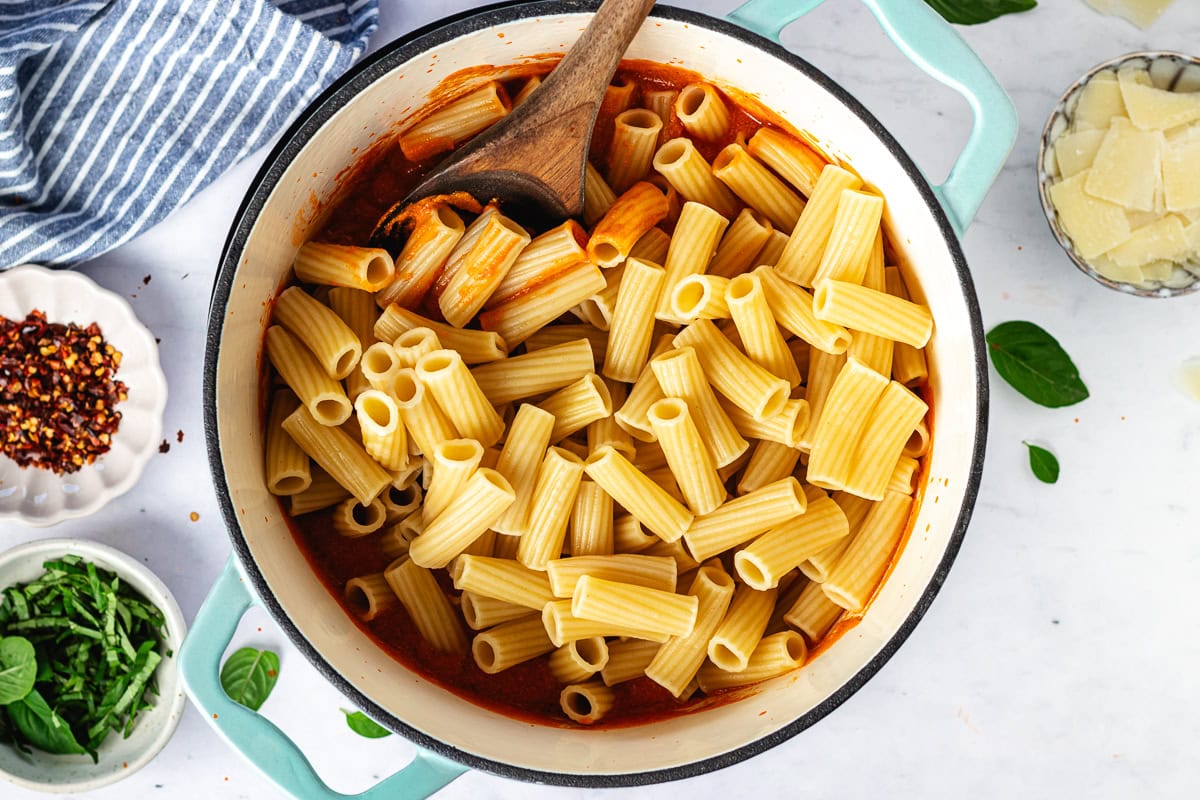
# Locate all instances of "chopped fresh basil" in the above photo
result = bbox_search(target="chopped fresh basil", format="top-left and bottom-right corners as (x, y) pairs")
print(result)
(924, 0), (1036, 24)
(342, 709), (392, 739)
(219, 647), (280, 712)
(1024, 442), (1060, 483)
(0, 636), (36, 705)
(986, 321), (1089, 408)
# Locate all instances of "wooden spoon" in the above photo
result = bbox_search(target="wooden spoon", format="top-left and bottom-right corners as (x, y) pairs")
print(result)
(377, 0), (657, 232)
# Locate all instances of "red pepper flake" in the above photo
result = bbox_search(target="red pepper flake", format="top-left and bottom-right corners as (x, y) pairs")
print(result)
(0, 309), (127, 474)
(159, 439), (170, 453)
(176, 429), (184, 443)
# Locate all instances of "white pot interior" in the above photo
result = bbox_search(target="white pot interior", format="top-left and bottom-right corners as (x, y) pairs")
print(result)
(211, 5), (982, 779)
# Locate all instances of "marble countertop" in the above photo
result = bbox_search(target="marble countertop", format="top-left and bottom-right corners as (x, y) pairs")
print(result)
(6, 0), (1200, 798)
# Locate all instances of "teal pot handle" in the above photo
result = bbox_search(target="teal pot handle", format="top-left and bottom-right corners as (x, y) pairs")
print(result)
(728, 0), (1017, 234)
(179, 557), (466, 800)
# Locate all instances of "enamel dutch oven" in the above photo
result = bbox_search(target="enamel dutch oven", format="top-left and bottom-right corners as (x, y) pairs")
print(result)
(180, 0), (1015, 796)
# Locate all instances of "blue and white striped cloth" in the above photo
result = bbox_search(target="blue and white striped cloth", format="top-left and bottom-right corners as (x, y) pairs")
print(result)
(0, 0), (378, 269)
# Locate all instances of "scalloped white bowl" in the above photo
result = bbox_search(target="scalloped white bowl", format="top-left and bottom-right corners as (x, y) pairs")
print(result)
(0, 265), (167, 526)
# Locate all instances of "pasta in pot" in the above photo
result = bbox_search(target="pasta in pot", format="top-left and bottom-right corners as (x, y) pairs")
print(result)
(262, 62), (934, 727)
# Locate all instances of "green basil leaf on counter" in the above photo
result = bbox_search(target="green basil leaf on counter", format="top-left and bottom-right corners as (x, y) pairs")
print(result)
(6, 688), (87, 755)
(220, 647), (280, 711)
(986, 321), (1089, 408)
(342, 709), (392, 739)
(0, 636), (37, 705)
(1024, 442), (1060, 483)
(924, 0), (1036, 24)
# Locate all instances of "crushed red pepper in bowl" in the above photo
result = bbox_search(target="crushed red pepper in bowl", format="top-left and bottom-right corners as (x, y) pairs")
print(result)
(0, 309), (128, 474)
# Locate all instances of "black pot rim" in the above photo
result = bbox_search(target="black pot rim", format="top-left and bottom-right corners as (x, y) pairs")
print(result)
(203, 0), (988, 788)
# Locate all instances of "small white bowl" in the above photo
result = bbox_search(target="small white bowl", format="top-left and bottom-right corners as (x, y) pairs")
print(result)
(0, 538), (188, 793)
(0, 265), (168, 526)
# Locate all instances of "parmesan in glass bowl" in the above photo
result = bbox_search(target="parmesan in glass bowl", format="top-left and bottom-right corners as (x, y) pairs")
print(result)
(1038, 52), (1200, 297)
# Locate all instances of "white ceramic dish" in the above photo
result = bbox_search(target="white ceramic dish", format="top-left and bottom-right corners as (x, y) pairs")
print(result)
(0, 538), (188, 793)
(0, 264), (168, 526)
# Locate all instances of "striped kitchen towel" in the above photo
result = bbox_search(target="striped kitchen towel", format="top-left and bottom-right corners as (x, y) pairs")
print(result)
(0, 0), (378, 269)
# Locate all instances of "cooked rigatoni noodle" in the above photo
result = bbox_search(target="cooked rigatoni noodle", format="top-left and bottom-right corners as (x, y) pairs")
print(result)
(542, 599), (670, 646)
(675, 83), (730, 142)
(647, 398), (724, 515)
(806, 358), (890, 490)
(288, 468), (350, 515)
(718, 448), (754, 483)
(613, 334), (673, 442)
(756, 230), (790, 267)
(583, 161), (617, 227)
(332, 497), (387, 537)
(518, 447), (586, 571)
(416, 349), (505, 447)
(480, 261), (606, 348)
(408, 468), (514, 569)
(803, 349), (847, 447)
(602, 257), (666, 381)
(528, 326), (606, 367)
(376, 205), (465, 308)
(570, 299), (609, 331)
(461, 591), (536, 630)
(601, 639), (662, 685)
(708, 584), (776, 672)
(696, 631), (806, 692)
(559, 681), (615, 725)
(650, 346), (748, 468)
(282, 406), (390, 505)
(712, 143), (806, 231)
(783, 579), (844, 643)
(800, 536), (852, 584)
(683, 477), (807, 562)
(652, 137), (740, 219)
(608, 108), (663, 193)
(735, 491), (849, 590)
(512, 74), (541, 106)
(774, 165), (864, 286)
(644, 88), (678, 129)
(632, 439), (668, 472)
(813, 277), (934, 349)
(628, 226), (671, 264)
(293, 241), (395, 292)
(823, 491), (912, 611)
(450, 554), (555, 610)
(726, 273), (802, 387)
(746, 127), (827, 198)
(885, 266), (929, 386)
(601, 77), (636, 117)
(391, 369), (458, 455)
(708, 208), (773, 279)
(587, 378), (635, 462)
(889, 454), (920, 495)
(653, 202), (729, 322)
(378, 522), (413, 561)
(811, 190), (884, 285)
(787, 338), (811, 381)
(360, 342), (403, 396)
(613, 514), (658, 552)
(572, 575), (699, 639)
(273, 286), (362, 380)
(548, 554), (677, 598)
(488, 220), (588, 308)
(720, 397), (809, 449)
(644, 565), (735, 696)
(327, 287), (378, 399)
(539, 374), (613, 442)
(492, 404), (555, 536)
(438, 213), (531, 327)
(392, 327), (442, 370)
(354, 389), (407, 471)
(472, 616), (554, 674)
(846, 230), (893, 377)
(643, 466), (686, 505)
(423, 439), (483, 523)
(381, 482), (421, 523)
(584, 445), (694, 543)
(841, 381), (927, 500)
(265, 326), (353, 426)
(754, 266), (851, 355)
(375, 305), (506, 364)
(586, 181), (670, 267)
(670, 274), (730, 321)
(673, 319), (789, 422)
(642, 539), (698, 577)
(399, 82), (510, 160)
(384, 558), (467, 654)
(549, 638), (609, 684)
(569, 480), (615, 557)
(265, 390), (310, 496)
(903, 418), (930, 459)
(344, 574), (398, 621)
(470, 339), (593, 407)
(738, 439), (801, 495)
(462, 529), (497, 558)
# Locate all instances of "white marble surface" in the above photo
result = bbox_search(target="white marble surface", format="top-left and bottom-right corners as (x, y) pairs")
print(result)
(6, 0), (1200, 798)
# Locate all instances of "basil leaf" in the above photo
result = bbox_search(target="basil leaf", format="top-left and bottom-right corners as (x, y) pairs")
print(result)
(0, 636), (37, 705)
(1024, 442), (1060, 484)
(986, 321), (1089, 408)
(342, 709), (392, 739)
(6, 689), (87, 755)
(219, 647), (280, 711)
(923, 0), (1036, 24)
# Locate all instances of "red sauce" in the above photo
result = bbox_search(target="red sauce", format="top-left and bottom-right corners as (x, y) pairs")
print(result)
(278, 60), (930, 727)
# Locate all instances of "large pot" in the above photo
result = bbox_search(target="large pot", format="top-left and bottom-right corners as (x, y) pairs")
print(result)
(181, 0), (1014, 796)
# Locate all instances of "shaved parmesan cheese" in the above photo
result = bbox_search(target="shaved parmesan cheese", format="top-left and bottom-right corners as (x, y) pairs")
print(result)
(1185, 219), (1200, 251)
(1084, 118), (1164, 211)
(1139, 260), (1177, 281)
(1162, 137), (1200, 210)
(1085, 0), (1176, 29)
(1049, 171), (1133, 259)
(1126, 209), (1161, 228)
(1073, 72), (1126, 129)
(1053, 129), (1107, 177)
(1088, 254), (1145, 284)
(1105, 215), (1189, 267)
(1119, 75), (1200, 130)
